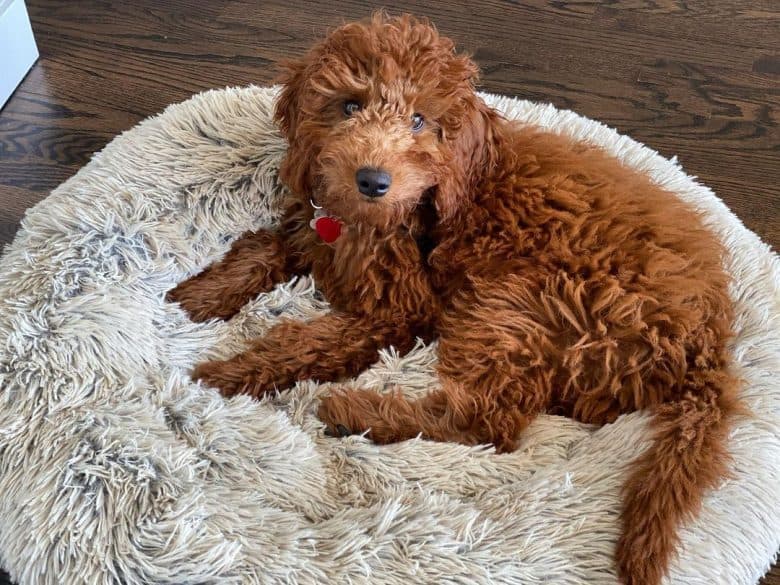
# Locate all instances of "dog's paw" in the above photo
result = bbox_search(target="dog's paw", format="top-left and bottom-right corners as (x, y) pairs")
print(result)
(166, 280), (237, 323)
(323, 424), (354, 438)
(317, 389), (412, 445)
(192, 359), (251, 397)
(317, 391), (370, 439)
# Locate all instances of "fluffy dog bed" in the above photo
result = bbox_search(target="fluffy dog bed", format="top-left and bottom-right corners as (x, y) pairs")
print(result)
(0, 86), (777, 584)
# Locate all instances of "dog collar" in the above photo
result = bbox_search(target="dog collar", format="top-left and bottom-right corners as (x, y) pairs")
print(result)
(309, 198), (343, 243)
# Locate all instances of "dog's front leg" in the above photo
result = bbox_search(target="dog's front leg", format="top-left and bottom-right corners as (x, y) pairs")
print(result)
(192, 312), (415, 397)
(167, 229), (304, 322)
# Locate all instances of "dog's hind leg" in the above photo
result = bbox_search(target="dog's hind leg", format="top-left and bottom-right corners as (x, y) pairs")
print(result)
(317, 283), (560, 452)
(167, 229), (301, 322)
(317, 374), (544, 452)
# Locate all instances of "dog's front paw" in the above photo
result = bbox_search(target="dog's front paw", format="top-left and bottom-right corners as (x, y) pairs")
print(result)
(166, 279), (239, 323)
(192, 360), (243, 396)
(191, 359), (276, 398)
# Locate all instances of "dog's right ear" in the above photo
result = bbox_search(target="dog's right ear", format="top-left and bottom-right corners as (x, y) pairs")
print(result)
(274, 58), (308, 139)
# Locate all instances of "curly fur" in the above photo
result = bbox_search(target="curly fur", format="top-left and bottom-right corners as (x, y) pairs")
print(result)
(167, 14), (743, 585)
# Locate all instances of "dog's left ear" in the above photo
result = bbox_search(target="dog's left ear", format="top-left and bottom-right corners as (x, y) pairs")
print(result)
(435, 56), (497, 222)
(275, 57), (320, 195)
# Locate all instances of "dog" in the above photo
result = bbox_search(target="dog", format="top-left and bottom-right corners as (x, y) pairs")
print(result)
(167, 14), (741, 585)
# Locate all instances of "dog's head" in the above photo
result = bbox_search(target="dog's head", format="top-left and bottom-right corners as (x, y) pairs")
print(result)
(275, 13), (497, 230)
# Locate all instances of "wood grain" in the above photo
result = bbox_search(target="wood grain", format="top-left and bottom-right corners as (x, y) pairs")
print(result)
(0, 1), (777, 583)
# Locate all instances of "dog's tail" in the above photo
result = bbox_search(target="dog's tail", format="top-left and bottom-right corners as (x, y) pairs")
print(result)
(616, 367), (743, 585)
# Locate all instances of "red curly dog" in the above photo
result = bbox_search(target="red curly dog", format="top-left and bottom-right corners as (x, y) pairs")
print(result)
(168, 14), (741, 585)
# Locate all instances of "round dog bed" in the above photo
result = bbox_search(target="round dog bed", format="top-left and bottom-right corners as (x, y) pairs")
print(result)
(0, 86), (777, 584)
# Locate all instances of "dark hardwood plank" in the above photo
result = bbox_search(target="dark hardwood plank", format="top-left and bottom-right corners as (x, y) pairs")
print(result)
(0, 1), (776, 583)
(766, 563), (780, 585)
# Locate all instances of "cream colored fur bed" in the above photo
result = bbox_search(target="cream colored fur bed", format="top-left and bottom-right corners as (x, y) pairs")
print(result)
(0, 86), (777, 584)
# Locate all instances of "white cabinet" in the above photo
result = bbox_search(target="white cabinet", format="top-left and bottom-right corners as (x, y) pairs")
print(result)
(0, 0), (38, 109)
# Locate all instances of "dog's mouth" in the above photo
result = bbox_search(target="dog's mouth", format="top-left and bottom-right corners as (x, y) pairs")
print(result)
(312, 177), (433, 231)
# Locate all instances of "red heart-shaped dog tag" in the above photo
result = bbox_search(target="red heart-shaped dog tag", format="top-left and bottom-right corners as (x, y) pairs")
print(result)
(314, 216), (342, 243)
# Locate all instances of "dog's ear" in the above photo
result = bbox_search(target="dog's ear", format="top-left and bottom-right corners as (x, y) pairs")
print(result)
(274, 58), (308, 139)
(435, 57), (496, 221)
(275, 57), (319, 195)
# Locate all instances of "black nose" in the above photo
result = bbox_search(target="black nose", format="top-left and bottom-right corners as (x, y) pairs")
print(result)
(356, 167), (392, 197)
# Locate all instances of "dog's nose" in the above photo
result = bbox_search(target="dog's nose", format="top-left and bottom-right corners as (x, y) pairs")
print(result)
(356, 167), (392, 197)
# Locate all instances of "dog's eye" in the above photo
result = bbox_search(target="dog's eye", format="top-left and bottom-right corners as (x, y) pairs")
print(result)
(411, 113), (425, 132)
(343, 100), (361, 116)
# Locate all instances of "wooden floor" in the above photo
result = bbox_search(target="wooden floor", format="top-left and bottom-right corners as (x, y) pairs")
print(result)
(0, 1), (777, 583)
